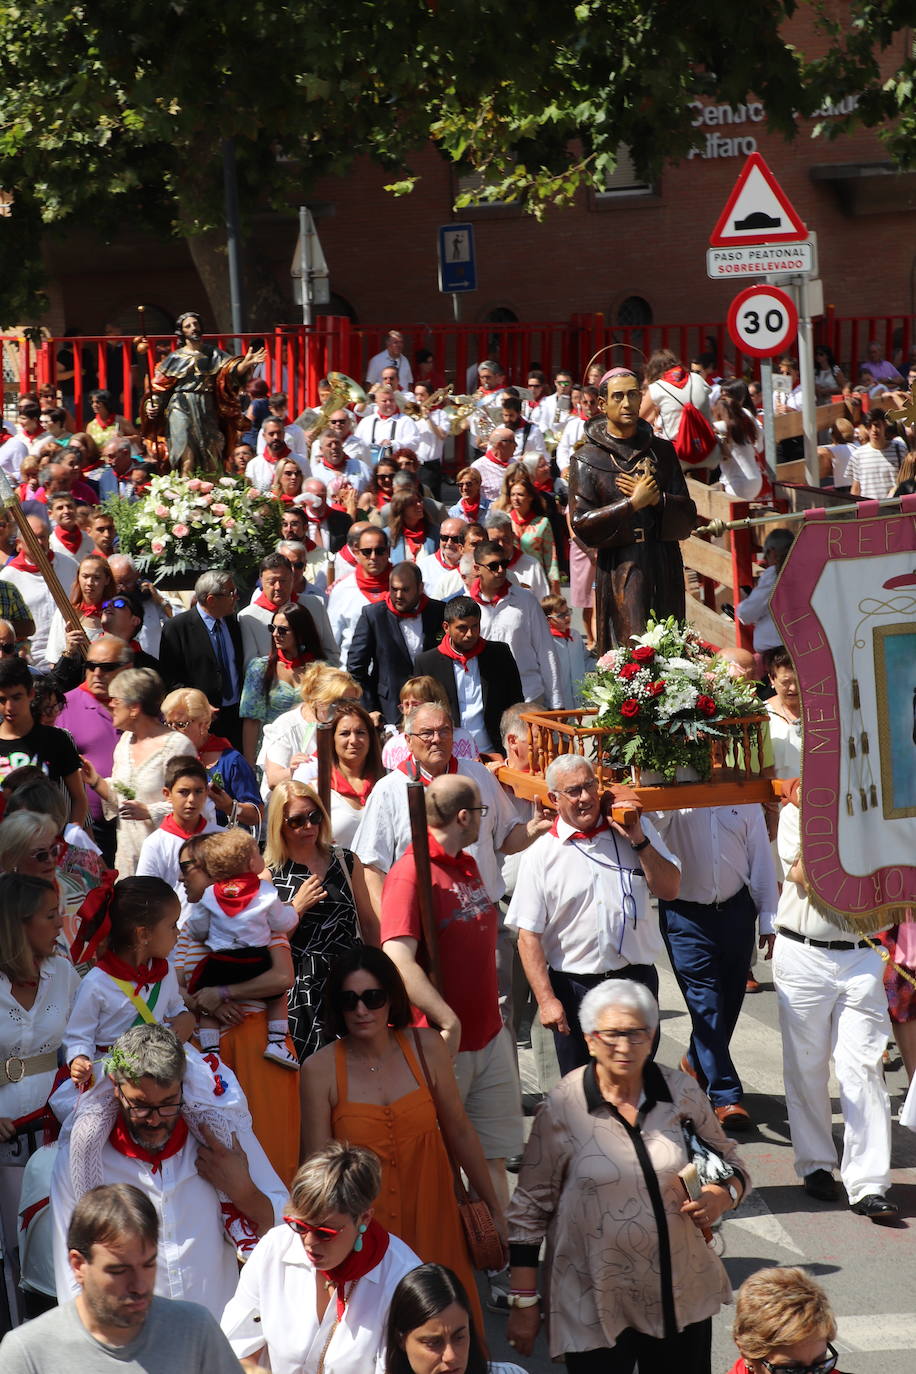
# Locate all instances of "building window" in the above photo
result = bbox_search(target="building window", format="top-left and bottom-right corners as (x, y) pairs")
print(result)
(455, 166), (522, 212)
(594, 146), (654, 199)
(616, 297), (653, 327)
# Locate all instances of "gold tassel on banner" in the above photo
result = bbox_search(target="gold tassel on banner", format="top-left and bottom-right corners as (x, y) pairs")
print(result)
(846, 793), (855, 816)
(870, 784), (879, 808)
(859, 788), (868, 812)
(860, 732), (870, 755)
(852, 679), (861, 710)
(848, 736), (857, 759)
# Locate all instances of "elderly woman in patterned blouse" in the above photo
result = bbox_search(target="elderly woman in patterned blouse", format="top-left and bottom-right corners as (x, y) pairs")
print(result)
(505, 979), (750, 1374)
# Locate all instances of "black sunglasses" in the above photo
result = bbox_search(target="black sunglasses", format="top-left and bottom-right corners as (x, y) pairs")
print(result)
(480, 559), (509, 571)
(0, 642), (15, 655)
(85, 660), (123, 671)
(285, 810), (323, 829)
(340, 988), (389, 1012)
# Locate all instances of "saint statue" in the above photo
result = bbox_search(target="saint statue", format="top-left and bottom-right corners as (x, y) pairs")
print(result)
(141, 312), (266, 474)
(569, 367), (698, 655)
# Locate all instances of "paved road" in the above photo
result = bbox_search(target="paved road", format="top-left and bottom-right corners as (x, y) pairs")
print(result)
(479, 953), (916, 1373)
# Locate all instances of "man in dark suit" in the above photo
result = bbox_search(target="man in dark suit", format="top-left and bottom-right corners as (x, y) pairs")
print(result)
(157, 570), (245, 747)
(414, 595), (523, 756)
(347, 562), (444, 724)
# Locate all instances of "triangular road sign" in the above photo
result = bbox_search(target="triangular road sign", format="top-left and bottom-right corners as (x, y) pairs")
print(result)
(709, 153), (807, 247)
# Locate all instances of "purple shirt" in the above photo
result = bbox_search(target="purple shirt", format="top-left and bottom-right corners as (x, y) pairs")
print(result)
(860, 357), (904, 384)
(58, 686), (118, 822)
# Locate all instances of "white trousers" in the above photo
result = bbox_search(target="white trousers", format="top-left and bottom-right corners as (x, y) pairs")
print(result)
(772, 933), (891, 1204)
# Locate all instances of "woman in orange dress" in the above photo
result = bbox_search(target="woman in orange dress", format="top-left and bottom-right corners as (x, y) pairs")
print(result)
(299, 947), (506, 1334)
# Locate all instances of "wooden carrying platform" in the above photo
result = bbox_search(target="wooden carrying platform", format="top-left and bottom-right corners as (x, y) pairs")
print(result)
(497, 708), (778, 811)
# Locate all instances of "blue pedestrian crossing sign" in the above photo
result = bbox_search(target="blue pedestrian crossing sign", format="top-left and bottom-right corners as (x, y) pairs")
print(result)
(438, 223), (477, 293)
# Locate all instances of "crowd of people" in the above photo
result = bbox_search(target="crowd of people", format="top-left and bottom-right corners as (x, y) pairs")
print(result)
(0, 332), (907, 1373)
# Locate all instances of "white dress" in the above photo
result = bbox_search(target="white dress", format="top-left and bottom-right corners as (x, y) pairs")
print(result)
(101, 730), (195, 877)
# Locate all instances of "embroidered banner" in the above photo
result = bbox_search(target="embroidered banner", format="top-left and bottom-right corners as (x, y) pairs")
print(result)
(770, 499), (916, 929)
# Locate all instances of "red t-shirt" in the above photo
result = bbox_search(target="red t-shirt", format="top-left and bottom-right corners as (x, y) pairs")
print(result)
(381, 834), (501, 1052)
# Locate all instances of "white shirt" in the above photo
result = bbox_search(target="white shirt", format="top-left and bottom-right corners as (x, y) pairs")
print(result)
(327, 578), (379, 662)
(186, 882), (297, 951)
(139, 595), (171, 656)
(713, 416), (764, 502)
(505, 551), (549, 600)
(354, 759), (519, 901)
(256, 424), (308, 458)
(245, 451), (310, 492)
(413, 409), (448, 466)
(353, 413), (420, 455)
(51, 1093), (287, 1316)
(453, 656), (490, 750)
(551, 629), (589, 709)
(471, 455), (513, 502)
(309, 433), (371, 466)
(64, 962), (188, 1063)
(220, 1223), (421, 1374)
(652, 804), (778, 931)
(556, 415), (586, 470)
(0, 431), (29, 480)
(260, 707), (316, 795)
(735, 564), (781, 653)
(650, 373), (713, 439)
(310, 454), (372, 495)
(0, 553), (79, 670)
(848, 438), (906, 500)
(505, 817), (676, 973)
(135, 820), (220, 926)
(239, 593), (338, 665)
(49, 529), (97, 563)
(0, 957), (80, 1123)
(773, 801), (851, 942)
(766, 700), (802, 779)
(365, 350), (414, 388)
(473, 582), (562, 706)
(329, 790), (362, 846)
(381, 727), (479, 769)
(416, 550), (462, 600)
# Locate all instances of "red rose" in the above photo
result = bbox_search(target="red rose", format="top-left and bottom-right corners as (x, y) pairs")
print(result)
(620, 662), (641, 681)
(620, 698), (640, 718)
(649, 679), (666, 696)
(633, 646), (655, 663)
(697, 694), (717, 717)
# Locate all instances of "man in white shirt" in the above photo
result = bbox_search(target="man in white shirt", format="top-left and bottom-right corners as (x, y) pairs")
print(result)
(48, 493), (97, 563)
(353, 388), (420, 461)
(471, 428), (519, 502)
(417, 518), (467, 600)
(254, 395), (309, 460)
(50, 1025), (285, 1319)
(653, 802), (779, 1130)
(771, 793), (896, 1221)
(108, 555), (173, 657)
(533, 370), (575, 437)
(327, 526), (391, 662)
(308, 409), (371, 467)
(0, 402), (44, 479)
(239, 552), (337, 664)
(500, 394), (547, 458)
(246, 418), (309, 491)
(507, 754), (680, 1074)
(365, 330), (413, 388)
(467, 541), (561, 705)
(483, 510), (550, 599)
(353, 700), (548, 912)
(411, 383), (449, 498)
(556, 387), (600, 470)
(310, 428), (371, 496)
(522, 370), (550, 429)
(0, 515), (78, 670)
(413, 596), (523, 754)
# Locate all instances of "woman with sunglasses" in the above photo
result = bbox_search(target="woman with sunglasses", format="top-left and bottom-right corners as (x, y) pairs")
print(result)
(240, 602), (324, 769)
(385, 1264), (526, 1374)
(357, 455), (399, 516)
(265, 781), (376, 1061)
(447, 468), (490, 526)
(221, 1142), (420, 1374)
(730, 1267), (843, 1374)
(43, 554), (117, 665)
(300, 947), (500, 1338)
(0, 811), (88, 951)
(271, 458), (306, 506)
(162, 687), (261, 830)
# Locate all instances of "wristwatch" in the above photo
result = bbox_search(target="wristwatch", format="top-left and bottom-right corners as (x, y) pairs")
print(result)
(631, 835), (651, 852)
(724, 1179), (741, 1209)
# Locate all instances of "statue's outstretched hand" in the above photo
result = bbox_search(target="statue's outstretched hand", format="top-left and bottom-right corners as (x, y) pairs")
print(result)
(241, 346), (267, 371)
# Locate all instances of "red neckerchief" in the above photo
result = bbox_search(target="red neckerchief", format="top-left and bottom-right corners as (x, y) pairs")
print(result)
(402, 519), (428, 556)
(160, 814), (207, 841)
(77, 602), (103, 618)
(109, 1113), (189, 1173)
(277, 648), (312, 670)
(469, 577), (509, 607)
(254, 592), (283, 613)
(425, 831), (482, 879)
(433, 549), (458, 570)
(549, 625), (572, 640)
(263, 443), (291, 464)
(534, 477), (554, 493)
(355, 564), (390, 602)
(93, 414), (117, 432)
(9, 550), (53, 573)
(54, 525), (83, 555)
(78, 681), (110, 706)
(459, 498), (480, 521)
(97, 949), (170, 996)
(374, 491), (387, 509)
(484, 447), (510, 468)
(212, 872), (260, 917)
(510, 507), (537, 530)
(202, 733), (232, 754)
(340, 545), (358, 568)
(277, 493), (296, 505)
(438, 635), (486, 672)
(331, 767), (373, 806)
(385, 592), (427, 619)
(397, 755), (459, 785)
(661, 365), (690, 388)
(550, 816), (609, 841)
(321, 1218), (390, 1320)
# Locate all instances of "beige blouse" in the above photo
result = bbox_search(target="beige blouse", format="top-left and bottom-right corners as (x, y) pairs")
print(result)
(507, 1062), (750, 1357)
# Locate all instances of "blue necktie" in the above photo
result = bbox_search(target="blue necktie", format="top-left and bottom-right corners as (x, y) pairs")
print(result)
(211, 621), (232, 702)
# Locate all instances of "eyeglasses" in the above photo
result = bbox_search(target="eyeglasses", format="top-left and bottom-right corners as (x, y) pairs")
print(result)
(116, 1087), (184, 1120)
(440, 535), (463, 544)
(554, 778), (600, 798)
(284, 1216), (343, 1241)
(340, 987), (389, 1012)
(591, 1027), (650, 1045)
(167, 720), (192, 731)
(358, 547), (387, 558)
(85, 660), (123, 672)
(550, 609), (573, 620)
(178, 859), (200, 875)
(479, 559), (509, 572)
(409, 728), (453, 742)
(28, 842), (62, 864)
(457, 480), (478, 489)
(285, 811), (323, 829)
(328, 419), (349, 426)
(760, 1344), (838, 1374)
(101, 597), (129, 612)
(0, 642), (15, 655)
(466, 805), (489, 816)
(287, 561), (305, 571)
(215, 588), (238, 599)
(271, 625), (293, 636)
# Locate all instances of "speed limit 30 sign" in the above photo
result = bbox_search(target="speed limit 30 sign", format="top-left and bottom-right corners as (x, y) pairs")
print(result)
(726, 284), (798, 358)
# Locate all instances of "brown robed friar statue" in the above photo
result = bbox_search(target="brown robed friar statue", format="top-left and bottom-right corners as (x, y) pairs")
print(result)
(568, 367), (698, 656)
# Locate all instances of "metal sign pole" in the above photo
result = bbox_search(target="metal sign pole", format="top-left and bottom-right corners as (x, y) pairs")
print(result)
(795, 277), (820, 486)
(759, 358), (778, 482)
(299, 205), (312, 329)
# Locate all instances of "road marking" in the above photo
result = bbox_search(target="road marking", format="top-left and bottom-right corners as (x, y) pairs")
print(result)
(835, 1313), (916, 1352)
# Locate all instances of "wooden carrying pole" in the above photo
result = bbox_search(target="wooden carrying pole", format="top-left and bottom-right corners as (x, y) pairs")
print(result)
(315, 720), (334, 815)
(406, 778), (441, 992)
(0, 471), (86, 647)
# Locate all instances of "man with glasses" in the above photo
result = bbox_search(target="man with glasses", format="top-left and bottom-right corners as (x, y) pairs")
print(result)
(307, 410), (370, 467)
(50, 1024), (286, 1318)
(353, 387), (419, 462)
(159, 571), (245, 749)
(483, 510), (550, 599)
(507, 754), (679, 1075)
(0, 653), (89, 824)
(468, 540), (561, 707)
(239, 552), (337, 664)
(57, 634), (132, 864)
(415, 518), (467, 600)
(328, 530), (392, 662)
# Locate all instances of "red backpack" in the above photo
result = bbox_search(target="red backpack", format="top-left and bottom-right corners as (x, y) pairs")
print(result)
(657, 371), (719, 467)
